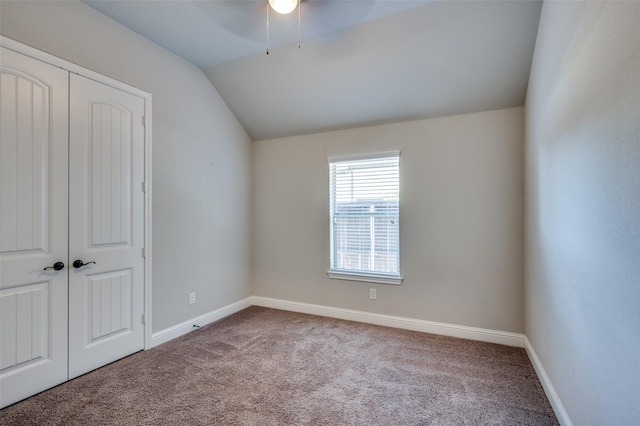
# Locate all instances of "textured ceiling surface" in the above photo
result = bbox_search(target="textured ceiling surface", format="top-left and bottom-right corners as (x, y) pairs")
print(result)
(84, 0), (543, 141)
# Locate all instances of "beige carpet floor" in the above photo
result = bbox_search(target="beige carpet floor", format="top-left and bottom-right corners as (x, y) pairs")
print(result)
(0, 307), (558, 425)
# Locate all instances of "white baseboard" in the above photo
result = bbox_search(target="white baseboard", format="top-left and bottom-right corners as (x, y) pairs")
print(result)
(251, 296), (526, 348)
(525, 337), (573, 426)
(150, 297), (252, 348)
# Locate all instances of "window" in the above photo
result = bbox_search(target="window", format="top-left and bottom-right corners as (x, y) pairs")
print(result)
(328, 152), (402, 285)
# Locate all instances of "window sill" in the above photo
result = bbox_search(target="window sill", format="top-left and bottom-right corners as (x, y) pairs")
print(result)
(327, 271), (403, 285)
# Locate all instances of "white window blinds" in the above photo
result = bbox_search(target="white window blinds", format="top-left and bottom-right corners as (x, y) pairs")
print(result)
(329, 154), (400, 281)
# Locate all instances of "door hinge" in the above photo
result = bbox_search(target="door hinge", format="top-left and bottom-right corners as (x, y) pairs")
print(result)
(142, 247), (146, 258)
(141, 313), (145, 325)
(141, 181), (145, 193)
(142, 116), (146, 127)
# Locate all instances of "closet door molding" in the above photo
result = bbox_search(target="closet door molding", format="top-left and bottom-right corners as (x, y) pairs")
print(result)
(0, 36), (153, 351)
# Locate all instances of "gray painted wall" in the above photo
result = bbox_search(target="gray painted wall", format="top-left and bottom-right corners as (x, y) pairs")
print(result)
(525, 2), (640, 424)
(252, 107), (525, 333)
(0, 0), (253, 332)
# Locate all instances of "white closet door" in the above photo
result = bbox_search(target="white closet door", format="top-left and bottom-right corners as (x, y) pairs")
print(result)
(0, 47), (69, 408)
(67, 74), (145, 379)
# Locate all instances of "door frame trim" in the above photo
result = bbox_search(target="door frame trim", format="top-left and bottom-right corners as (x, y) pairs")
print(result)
(1, 36), (154, 350)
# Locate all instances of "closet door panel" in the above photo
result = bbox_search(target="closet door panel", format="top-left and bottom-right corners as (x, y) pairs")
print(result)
(0, 47), (69, 409)
(68, 73), (145, 379)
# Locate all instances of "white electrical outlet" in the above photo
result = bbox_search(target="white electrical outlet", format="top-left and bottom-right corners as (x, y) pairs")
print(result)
(369, 288), (376, 300)
(189, 292), (196, 305)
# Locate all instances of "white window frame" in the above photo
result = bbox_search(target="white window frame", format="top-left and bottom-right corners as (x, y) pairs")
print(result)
(327, 152), (403, 285)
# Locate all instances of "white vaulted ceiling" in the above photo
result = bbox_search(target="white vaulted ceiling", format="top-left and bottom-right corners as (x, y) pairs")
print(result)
(84, 0), (543, 140)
